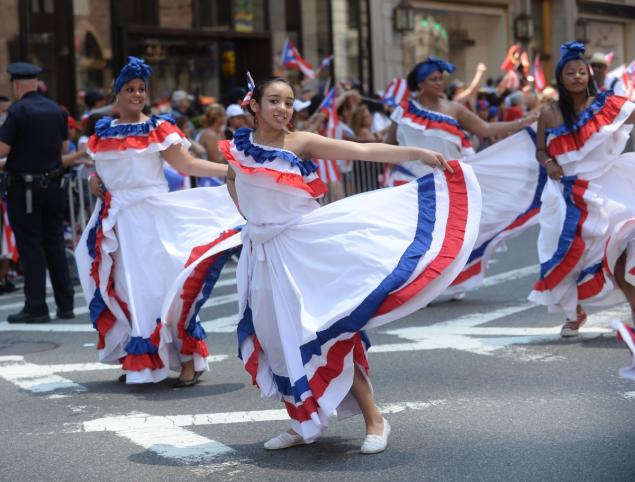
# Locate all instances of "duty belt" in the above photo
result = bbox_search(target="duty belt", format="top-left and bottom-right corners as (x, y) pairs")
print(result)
(7, 168), (65, 214)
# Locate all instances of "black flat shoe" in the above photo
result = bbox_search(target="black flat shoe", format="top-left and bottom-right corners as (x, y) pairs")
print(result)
(118, 374), (126, 383)
(7, 310), (50, 324)
(56, 310), (75, 319)
(172, 370), (203, 389)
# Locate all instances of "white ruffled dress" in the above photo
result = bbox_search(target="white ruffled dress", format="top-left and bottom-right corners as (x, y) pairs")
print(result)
(75, 115), (244, 384)
(162, 127), (482, 441)
(528, 92), (635, 320)
(389, 100), (546, 292)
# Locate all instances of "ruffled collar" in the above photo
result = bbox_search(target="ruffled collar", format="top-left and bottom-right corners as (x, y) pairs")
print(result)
(406, 100), (464, 129)
(546, 90), (613, 137)
(94, 114), (176, 138)
(233, 128), (318, 176)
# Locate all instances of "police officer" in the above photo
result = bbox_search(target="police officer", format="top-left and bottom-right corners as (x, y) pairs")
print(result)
(0, 62), (74, 323)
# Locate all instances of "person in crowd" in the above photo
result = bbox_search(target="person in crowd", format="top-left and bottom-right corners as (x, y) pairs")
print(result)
(385, 56), (541, 296)
(529, 42), (635, 340)
(0, 95), (10, 125)
(447, 62), (487, 109)
(352, 104), (381, 142)
(503, 92), (525, 121)
(80, 90), (107, 128)
(224, 104), (248, 141)
(589, 52), (618, 92)
(368, 94), (392, 139)
(171, 90), (196, 119)
(77, 57), (243, 386)
(0, 94), (16, 293)
(0, 62), (76, 323)
(162, 75), (481, 454)
(198, 103), (227, 164)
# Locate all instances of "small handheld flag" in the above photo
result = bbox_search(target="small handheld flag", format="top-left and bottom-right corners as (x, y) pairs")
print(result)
(281, 38), (316, 79)
(241, 71), (255, 107)
(381, 78), (409, 107)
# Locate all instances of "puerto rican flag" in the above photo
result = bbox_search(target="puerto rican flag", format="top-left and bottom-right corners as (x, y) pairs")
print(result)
(1, 202), (18, 262)
(317, 54), (334, 74)
(532, 54), (547, 92)
(316, 87), (340, 183)
(281, 38), (316, 79)
(318, 86), (336, 116)
(241, 71), (255, 107)
(381, 78), (409, 107)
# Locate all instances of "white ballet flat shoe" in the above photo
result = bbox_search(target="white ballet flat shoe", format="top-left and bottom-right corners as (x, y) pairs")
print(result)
(263, 431), (306, 450)
(360, 418), (391, 454)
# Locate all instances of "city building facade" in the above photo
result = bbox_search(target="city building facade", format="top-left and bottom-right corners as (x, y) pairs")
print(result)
(0, 0), (634, 114)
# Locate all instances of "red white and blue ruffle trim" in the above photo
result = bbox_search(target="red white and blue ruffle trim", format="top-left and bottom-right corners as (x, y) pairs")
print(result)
(546, 92), (631, 162)
(85, 195), (229, 372)
(219, 128), (327, 198)
(237, 161), (475, 438)
(451, 128), (546, 288)
(87, 114), (189, 159)
(396, 100), (474, 155)
(529, 177), (611, 304)
(172, 227), (243, 358)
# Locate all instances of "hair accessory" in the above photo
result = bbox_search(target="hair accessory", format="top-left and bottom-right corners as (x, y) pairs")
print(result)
(113, 57), (152, 93)
(555, 41), (586, 77)
(241, 71), (256, 107)
(415, 57), (456, 84)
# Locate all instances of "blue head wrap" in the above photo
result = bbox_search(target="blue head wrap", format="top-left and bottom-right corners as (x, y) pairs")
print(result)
(415, 57), (456, 84)
(113, 57), (152, 93)
(555, 41), (586, 77)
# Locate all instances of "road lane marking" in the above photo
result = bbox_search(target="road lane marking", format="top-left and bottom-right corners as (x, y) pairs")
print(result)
(0, 355), (229, 394)
(79, 412), (235, 461)
(64, 400), (445, 462)
(375, 304), (625, 356)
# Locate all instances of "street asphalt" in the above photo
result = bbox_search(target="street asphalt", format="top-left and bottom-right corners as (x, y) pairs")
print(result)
(0, 225), (633, 481)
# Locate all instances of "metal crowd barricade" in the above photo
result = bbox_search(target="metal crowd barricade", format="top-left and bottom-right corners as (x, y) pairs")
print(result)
(319, 160), (385, 205)
(66, 164), (98, 246)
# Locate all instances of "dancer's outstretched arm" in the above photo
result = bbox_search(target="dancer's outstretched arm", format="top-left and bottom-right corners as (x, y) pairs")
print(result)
(456, 102), (538, 138)
(290, 131), (453, 172)
(162, 144), (229, 178)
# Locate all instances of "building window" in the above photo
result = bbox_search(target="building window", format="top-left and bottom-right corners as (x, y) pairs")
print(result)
(194, 0), (232, 29)
(114, 0), (159, 26)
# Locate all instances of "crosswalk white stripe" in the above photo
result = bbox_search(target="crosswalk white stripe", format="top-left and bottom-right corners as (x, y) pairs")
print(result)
(0, 355), (230, 394)
(80, 413), (235, 461)
(69, 399), (446, 434)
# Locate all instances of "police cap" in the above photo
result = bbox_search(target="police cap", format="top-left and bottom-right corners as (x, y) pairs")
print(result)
(6, 62), (42, 81)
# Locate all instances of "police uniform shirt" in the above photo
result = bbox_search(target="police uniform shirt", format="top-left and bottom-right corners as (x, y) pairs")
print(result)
(0, 91), (68, 173)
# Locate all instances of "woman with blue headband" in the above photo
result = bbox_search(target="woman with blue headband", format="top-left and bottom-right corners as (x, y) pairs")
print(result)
(75, 57), (244, 387)
(385, 56), (543, 297)
(529, 42), (635, 348)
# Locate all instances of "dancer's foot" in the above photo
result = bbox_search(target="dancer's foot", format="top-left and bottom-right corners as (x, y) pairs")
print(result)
(172, 371), (203, 389)
(561, 308), (587, 337)
(361, 418), (391, 454)
(264, 429), (306, 450)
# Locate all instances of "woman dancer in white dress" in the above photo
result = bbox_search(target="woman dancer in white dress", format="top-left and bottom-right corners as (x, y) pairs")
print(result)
(162, 77), (482, 453)
(385, 57), (541, 295)
(76, 57), (244, 386)
(528, 42), (635, 342)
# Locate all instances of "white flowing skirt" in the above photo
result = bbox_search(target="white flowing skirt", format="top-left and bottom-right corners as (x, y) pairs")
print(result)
(75, 185), (243, 383)
(529, 153), (635, 318)
(163, 161), (482, 441)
